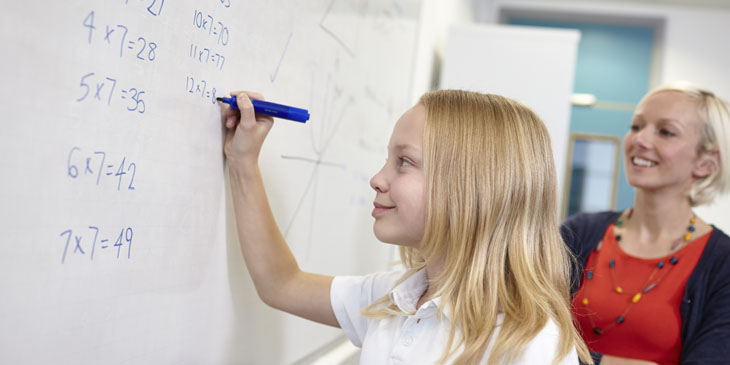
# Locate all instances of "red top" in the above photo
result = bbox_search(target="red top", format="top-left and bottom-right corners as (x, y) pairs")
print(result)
(571, 224), (711, 364)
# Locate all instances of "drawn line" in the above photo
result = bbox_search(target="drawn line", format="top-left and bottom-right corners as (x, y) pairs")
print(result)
(280, 155), (345, 169)
(319, 0), (356, 57)
(282, 82), (354, 251)
(305, 170), (319, 261)
(269, 32), (293, 83)
(283, 164), (319, 237)
(321, 96), (353, 155)
(312, 74), (332, 155)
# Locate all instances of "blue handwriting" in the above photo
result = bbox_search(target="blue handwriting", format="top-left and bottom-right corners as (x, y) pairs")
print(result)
(189, 43), (226, 71)
(185, 76), (218, 104)
(67, 147), (138, 191)
(121, 0), (165, 16)
(193, 9), (229, 46)
(76, 72), (147, 113)
(83, 11), (159, 62)
(59, 226), (134, 264)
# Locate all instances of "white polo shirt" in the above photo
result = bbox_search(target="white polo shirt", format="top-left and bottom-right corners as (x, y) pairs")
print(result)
(330, 268), (578, 364)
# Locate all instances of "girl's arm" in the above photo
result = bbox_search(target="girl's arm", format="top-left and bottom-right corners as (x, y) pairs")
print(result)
(224, 91), (338, 327)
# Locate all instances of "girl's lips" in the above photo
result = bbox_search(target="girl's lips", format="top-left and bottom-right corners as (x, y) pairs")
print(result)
(372, 203), (394, 217)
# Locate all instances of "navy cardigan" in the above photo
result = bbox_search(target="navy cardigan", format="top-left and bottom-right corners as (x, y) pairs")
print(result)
(561, 211), (730, 364)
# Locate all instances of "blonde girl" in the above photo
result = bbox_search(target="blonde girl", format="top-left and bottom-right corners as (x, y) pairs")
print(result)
(224, 89), (591, 364)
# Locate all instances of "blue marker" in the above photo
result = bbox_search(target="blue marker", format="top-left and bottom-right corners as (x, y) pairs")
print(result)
(216, 96), (309, 123)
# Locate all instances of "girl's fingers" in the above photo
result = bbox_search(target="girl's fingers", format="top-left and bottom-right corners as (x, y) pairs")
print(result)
(225, 105), (238, 118)
(235, 93), (257, 128)
(230, 90), (265, 101)
(224, 127), (233, 150)
(224, 97), (240, 129)
(226, 115), (236, 129)
(225, 90), (273, 131)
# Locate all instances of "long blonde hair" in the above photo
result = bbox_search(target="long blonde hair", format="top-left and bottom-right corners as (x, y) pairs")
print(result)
(641, 81), (730, 206)
(364, 90), (591, 364)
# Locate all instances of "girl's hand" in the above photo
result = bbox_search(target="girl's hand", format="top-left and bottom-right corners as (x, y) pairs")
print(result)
(223, 91), (274, 172)
(222, 91), (337, 328)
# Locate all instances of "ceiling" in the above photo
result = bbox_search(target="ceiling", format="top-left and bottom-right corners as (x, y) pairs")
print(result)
(529, 0), (730, 9)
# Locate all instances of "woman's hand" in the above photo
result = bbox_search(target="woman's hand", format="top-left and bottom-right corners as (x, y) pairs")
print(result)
(223, 91), (274, 172)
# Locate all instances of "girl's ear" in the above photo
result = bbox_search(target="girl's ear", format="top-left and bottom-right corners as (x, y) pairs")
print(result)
(693, 149), (720, 178)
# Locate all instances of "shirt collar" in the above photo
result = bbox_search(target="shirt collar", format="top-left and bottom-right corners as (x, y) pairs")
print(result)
(388, 268), (447, 319)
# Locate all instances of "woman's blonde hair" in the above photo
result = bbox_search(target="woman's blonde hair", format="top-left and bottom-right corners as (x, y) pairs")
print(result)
(641, 81), (730, 206)
(363, 90), (591, 364)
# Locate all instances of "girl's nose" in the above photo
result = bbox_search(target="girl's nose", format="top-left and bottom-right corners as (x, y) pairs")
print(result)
(370, 165), (388, 193)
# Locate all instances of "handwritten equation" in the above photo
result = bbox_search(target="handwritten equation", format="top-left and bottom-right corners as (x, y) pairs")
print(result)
(185, 76), (218, 104)
(121, 0), (165, 17)
(66, 147), (138, 191)
(59, 226), (134, 264)
(60, 2), (240, 266)
(76, 72), (147, 113)
(189, 43), (226, 71)
(184, 6), (231, 101)
(193, 9), (230, 46)
(83, 11), (158, 62)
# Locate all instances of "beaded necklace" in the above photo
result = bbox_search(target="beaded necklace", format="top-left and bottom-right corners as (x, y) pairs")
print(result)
(580, 209), (697, 335)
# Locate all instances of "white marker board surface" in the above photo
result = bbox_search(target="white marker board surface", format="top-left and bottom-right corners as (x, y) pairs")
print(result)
(0, 1), (420, 363)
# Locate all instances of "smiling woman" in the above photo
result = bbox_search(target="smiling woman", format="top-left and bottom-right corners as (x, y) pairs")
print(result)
(562, 81), (730, 364)
(624, 89), (721, 203)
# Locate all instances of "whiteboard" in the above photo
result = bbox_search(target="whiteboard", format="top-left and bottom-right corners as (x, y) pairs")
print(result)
(441, 24), (580, 205)
(0, 1), (420, 364)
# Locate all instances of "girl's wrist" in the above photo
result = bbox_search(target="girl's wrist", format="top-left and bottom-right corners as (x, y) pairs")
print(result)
(228, 159), (261, 180)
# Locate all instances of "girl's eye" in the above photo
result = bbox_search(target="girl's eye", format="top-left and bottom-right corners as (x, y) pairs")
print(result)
(399, 158), (412, 167)
(630, 124), (640, 132)
(659, 129), (675, 137)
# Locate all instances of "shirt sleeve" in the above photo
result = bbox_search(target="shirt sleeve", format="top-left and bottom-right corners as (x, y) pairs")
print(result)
(330, 270), (404, 347)
(519, 319), (579, 364)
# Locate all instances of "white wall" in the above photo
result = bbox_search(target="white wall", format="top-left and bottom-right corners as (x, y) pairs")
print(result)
(440, 24), (580, 207)
(473, 0), (730, 231)
(410, 0), (477, 103)
(478, 0), (730, 98)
